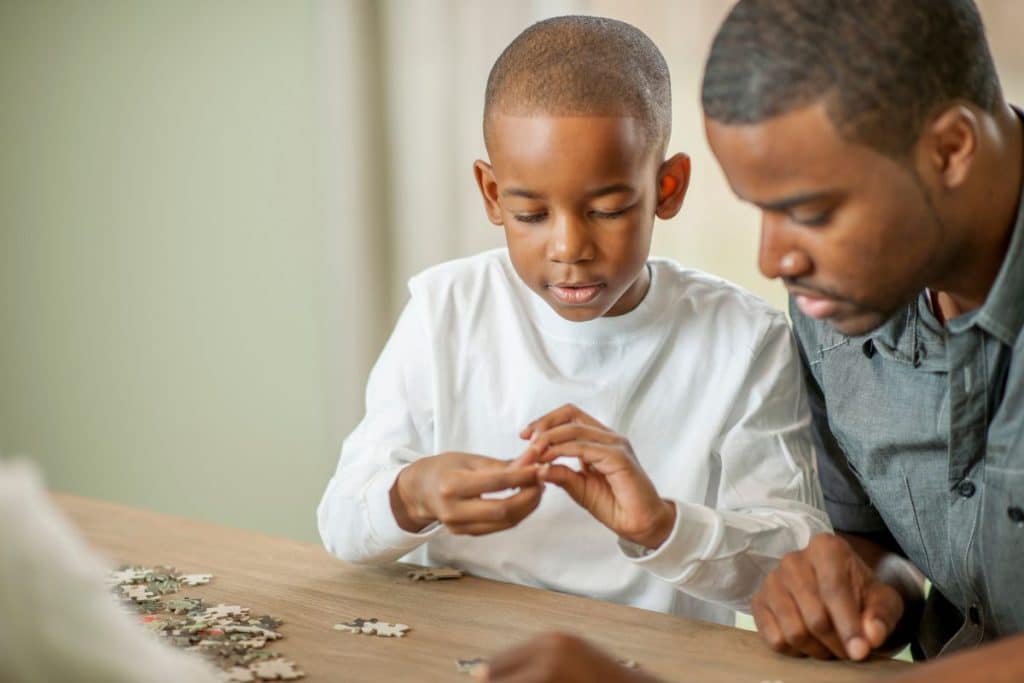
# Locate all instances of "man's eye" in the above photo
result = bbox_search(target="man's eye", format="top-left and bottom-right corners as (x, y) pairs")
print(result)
(792, 211), (832, 227)
(513, 213), (547, 224)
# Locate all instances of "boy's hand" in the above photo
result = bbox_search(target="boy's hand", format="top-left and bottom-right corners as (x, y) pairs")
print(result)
(390, 452), (543, 535)
(517, 404), (675, 549)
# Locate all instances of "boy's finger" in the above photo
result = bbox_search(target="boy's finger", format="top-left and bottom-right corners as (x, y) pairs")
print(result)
(528, 424), (620, 455)
(447, 486), (544, 531)
(522, 404), (607, 439)
(532, 441), (627, 474)
(539, 464), (587, 505)
(456, 466), (540, 497)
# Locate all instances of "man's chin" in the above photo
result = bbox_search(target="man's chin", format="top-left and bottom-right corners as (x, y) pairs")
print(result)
(826, 309), (893, 337)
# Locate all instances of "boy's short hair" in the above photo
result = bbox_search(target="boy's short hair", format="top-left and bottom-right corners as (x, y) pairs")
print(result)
(701, 0), (1002, 159)
(484, 15), (672, 155)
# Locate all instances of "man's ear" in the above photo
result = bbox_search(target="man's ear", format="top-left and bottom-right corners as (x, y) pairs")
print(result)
(473, 160), (503, 226)
(655, 153), (691, 220)
(920, 105), (979, 190)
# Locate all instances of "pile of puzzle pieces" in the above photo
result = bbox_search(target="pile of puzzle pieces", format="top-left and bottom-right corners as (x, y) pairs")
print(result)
(108, 565), (303, 681)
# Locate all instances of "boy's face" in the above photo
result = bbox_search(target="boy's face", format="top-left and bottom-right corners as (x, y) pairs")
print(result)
(475, 116), (688, 322)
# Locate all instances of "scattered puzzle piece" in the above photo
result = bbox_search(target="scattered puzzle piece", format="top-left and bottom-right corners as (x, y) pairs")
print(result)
(333, 617), (410, 638)
(121, 584), (157, 602)
(456, 658), (488, 675)
(221, 666), (255, 682)
(167, 597), (203, 614)
(179, 573), (213, 586)
(202, 604), (250, 621)
(407, 566), (464, 581)
(249, 658), (304, 680)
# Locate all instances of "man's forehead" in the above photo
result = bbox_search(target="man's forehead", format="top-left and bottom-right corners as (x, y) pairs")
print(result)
(704, 104), (864, 203)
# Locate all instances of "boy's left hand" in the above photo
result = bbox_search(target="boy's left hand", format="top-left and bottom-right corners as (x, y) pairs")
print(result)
(517, 404), (675, 550)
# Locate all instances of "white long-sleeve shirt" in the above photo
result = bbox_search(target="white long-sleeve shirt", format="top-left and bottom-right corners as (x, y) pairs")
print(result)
(318, 249), (830, 625)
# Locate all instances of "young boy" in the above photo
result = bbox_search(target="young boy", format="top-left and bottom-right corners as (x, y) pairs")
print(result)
(317, 15), (830, 625)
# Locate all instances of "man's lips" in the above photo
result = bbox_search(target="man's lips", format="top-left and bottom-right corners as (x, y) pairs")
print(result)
(548, 282), (605, 305)
(794, 293), (842, 320)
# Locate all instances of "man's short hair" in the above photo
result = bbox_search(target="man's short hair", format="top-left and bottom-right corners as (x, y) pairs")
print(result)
(484, 15), (671, 155)
(701, 0), (1002, 158)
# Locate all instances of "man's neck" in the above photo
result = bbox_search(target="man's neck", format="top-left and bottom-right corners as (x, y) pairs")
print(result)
(935, 102), (1023, 318)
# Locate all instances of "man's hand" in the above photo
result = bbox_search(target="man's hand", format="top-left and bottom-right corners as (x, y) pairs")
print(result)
(483, 632), (661, 683)
(751, 533), (905, 660)
(517, 404), (675, 549)
(390, 452), (542, 535)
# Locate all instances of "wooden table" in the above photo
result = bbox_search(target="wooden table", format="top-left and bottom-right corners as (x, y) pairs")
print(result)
(55, 493), (909, 682)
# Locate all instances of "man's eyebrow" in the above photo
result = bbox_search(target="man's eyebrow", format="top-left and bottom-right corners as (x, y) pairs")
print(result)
(758, 190), (838, 211)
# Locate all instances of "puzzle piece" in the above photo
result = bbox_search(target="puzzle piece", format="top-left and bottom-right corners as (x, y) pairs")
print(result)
(121, 584), (157, 602)
(166, 597), (203, 614)
(333, 617), (410, 637)
(221, 666), (255, 682)
(202, 604), (250, 621)
(179, 573), (213, 586)
(407, 566), (464, 581)
(618, 659), (638, 669)
(456, 658), (488, 675)
(249, 658), (304, 680)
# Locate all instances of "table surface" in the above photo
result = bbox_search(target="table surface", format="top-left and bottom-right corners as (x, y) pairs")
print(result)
(54, 493), (909, 682)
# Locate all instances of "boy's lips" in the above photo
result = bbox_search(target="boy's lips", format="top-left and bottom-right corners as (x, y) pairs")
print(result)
(548, 282), (605, 305)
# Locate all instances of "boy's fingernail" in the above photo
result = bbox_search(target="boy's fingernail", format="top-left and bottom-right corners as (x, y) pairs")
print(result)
(845, 637), (869, 660)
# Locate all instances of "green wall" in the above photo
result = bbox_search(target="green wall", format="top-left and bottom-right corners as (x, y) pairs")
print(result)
(0, 1), (340, 542)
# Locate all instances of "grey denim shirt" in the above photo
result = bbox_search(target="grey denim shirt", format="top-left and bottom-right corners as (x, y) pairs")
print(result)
(791, 155), (1024, 659)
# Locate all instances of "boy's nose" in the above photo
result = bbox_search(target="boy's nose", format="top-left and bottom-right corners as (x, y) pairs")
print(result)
(548, 215), (595, 264)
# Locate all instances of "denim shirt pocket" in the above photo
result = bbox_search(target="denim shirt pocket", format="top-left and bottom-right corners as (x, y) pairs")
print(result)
(978, 465), (1024, 635)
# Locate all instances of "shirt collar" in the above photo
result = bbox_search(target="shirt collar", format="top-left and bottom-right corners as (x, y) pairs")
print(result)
(946, 105), (1024, 346)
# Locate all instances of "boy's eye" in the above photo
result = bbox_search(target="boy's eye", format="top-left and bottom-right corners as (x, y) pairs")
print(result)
(591, 206), (631, 220)
(513, 212), (547, 224)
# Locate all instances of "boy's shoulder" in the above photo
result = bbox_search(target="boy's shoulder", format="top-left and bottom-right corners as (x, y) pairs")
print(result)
(407, 248), (516, 299)
(650, 257), (783, 320)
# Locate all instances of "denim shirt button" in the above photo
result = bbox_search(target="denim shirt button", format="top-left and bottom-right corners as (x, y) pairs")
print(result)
(958, 480), (976, 498)
(1009, 506), (1024, 524)
(862, 339), (876, 358)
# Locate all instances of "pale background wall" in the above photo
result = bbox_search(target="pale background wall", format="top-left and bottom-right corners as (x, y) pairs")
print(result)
(2, 1), (1023, 544)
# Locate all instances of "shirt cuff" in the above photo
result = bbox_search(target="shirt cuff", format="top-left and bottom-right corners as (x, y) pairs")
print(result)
(364, 465), (444, 551)
(618, 501), (723, 584)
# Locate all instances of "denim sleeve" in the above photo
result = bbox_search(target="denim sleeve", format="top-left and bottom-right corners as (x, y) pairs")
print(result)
(789, 300), (889, 534)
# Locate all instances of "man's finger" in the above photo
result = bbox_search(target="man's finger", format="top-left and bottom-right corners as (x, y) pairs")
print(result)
(814, 556), (867, 657)
(752, 599), (802, 657)
(786, 568), (847, 658)
(862, 580), (903, 648)
(766, 578), (834, 659)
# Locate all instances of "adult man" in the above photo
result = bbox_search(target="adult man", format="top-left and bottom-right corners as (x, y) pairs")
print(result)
(485, 1), (1024, 681)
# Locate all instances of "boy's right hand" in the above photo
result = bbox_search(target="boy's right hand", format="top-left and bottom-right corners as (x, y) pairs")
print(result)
(389, 452), (543, 535)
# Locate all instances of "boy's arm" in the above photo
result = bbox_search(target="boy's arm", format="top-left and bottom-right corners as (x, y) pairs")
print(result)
(619, 313), (832, 610)
(316, 299), (444, 564)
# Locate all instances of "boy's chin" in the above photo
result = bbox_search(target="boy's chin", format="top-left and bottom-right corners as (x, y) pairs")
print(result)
(544, 298), (607, 322)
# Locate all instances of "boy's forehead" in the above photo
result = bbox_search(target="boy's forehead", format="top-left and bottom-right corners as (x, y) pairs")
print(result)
(487, 114), (654, 165)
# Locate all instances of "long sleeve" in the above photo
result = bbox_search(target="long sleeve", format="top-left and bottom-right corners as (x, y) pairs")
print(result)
(0, 461), (221, 683)
(620, 313), (832, 612)
(317, 298), (444, 564)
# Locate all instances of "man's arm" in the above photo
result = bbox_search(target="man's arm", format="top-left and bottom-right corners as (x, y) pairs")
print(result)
(888, 633), (1024, 683)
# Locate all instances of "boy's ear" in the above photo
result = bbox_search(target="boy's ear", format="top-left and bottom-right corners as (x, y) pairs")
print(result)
(473, 160), (504, 226)
(655, 153), (691, 220)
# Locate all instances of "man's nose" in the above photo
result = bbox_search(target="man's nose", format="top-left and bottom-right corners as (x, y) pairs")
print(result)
(758, 213), (808, 280)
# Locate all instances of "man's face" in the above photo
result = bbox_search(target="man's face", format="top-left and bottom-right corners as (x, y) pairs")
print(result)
(706, 103), (952, 336)
(476, 116), (663, 322)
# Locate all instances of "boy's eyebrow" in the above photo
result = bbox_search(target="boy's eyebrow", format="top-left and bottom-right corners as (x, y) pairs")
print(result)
(502, 188), (545, 199)
(501, 184), (636, 200)
(757, 190), (838, 212)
